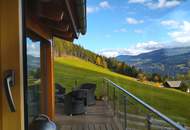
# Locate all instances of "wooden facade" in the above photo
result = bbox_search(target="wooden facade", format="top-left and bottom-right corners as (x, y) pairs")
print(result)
(0, 0), (24, 130)
(0, 0), (86, 130)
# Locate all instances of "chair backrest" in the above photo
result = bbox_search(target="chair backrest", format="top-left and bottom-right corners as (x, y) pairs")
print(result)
(55, 83), (66, 94)
(80, 83), (96, 92)
(72, 89), (86, 99)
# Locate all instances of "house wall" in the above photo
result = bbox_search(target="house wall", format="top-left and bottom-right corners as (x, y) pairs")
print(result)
(0, 0), (24, 130)
(163, 82), (170, 88)
(0, 2), (2, 127)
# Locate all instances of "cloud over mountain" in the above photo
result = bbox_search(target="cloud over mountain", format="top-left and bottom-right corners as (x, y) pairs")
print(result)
(99, 41), (164, 57)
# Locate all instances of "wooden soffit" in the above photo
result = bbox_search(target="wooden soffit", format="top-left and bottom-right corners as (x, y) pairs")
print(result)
(25, 0), (80, 41)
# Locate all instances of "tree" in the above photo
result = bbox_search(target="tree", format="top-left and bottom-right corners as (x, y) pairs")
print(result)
(53, 37), (141, 78)
(96, 56), (102, 66)
(137, 73), (146, 82)
(102, 58), (107, 68)
(34, 68), (41, 79)
(180, 82), (189, 92)
(151, 73), (161, 82)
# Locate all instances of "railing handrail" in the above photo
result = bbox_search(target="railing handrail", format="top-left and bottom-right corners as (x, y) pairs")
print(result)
(104, 78), (186, 130)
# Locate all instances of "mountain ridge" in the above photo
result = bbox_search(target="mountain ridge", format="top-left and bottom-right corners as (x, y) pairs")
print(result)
(117, 47), (190, 76)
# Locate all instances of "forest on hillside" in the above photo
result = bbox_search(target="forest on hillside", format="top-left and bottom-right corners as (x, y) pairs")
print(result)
(53, 37), (190, 86)
(53, 37), (140, 78)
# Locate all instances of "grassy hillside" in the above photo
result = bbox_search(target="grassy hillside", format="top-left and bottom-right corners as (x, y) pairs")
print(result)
(54, 56), (190, 125)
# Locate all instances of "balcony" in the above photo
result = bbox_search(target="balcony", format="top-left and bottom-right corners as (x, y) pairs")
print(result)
(54, 78), (189, 130)
(56, 101), (118, 130)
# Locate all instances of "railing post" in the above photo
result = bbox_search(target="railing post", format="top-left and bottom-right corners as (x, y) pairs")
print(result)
(113, 87), (116, 116)
(102, 78), (104, 89)
(147, 114), (152, 130)
(102, 78), (186, 130)
(124, 96), (127, 130)
(75, 79), (78, 88)
(107, 81), (109, 103)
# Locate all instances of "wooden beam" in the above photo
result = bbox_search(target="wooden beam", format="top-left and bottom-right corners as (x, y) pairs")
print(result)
(37, 2), (65, 22)
(40, 18), (70, 32)
(53, 30), (74, 42)
(40, 42), (55, 120)
(26, 13), (52, 40)
(64, 0), (78, 38)
(26, 0), (52, 41)
(46, 42), (55, 120)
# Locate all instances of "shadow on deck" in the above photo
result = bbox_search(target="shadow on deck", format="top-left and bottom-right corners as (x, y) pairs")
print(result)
(55, 101), (119, 130)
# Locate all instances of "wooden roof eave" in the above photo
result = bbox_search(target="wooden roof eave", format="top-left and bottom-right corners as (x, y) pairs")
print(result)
(26, 0), (85, 41)
(64, 0), (79, 39)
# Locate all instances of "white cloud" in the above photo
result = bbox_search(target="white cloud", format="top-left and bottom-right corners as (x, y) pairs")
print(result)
(169, 21), (190, 44)
(147, 0), (180, 9)
(99, 1), (111, 9)
(87, 7), (99, 14)
(128, 0), (181, 9)
(98, 49), (122, 57)
(27, 39), (40, 57)
(135, 41), (164, 51)
(128, 0), (145, 4)
(114, 28), (127, 33)
(99, 41), (164, 57)
(161, 20), (179, 28)
(126, 17), (144, 24)
(87, 1), (111, 14)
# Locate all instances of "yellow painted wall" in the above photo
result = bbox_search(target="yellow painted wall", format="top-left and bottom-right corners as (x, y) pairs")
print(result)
(0, 0), (24, 130)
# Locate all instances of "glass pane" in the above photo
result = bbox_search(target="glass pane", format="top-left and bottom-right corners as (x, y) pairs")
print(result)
(26, 38), (41, 123)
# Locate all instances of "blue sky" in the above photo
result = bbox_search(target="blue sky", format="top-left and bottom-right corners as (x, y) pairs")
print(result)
(74, 0), (190, 57)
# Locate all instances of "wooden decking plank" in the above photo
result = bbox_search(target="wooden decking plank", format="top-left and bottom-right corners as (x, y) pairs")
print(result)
(71, 125), (78, 130)
(55, 101), (118, 130)
(100, 124), (107, 130)
(83, 124), (89, 130)
(111, 122), (119, 130)
(89, 124), (95, 130)
(77, 125), (83, 130)
(106, 123), (113, 130)
(94, 124), (101, 130)
(61, 125), (71, 130)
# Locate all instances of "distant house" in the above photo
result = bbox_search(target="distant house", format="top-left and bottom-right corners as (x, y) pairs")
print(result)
(164, 80), (190, 93)
(164, 81), (182, 88)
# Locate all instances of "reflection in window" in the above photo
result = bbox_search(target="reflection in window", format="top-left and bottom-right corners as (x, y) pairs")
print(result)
(26, 38), (41, 123)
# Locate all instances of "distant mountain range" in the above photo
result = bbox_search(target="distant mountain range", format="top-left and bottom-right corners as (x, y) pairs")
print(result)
(27, 55), (40, 70)
(117, 47), (190, 76)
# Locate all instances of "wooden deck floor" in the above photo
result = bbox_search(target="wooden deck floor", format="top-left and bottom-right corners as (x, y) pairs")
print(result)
(55, 101), (119, 130)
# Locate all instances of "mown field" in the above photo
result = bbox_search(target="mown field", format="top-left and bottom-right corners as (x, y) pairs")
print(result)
(54, 56), (190, 125)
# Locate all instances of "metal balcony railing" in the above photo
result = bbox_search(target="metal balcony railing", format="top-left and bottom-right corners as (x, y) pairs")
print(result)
(55, 77), (188, 130)
(103, 78), (186, 130)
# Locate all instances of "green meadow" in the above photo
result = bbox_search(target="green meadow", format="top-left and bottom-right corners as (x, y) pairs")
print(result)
(54, 56), (190, 125)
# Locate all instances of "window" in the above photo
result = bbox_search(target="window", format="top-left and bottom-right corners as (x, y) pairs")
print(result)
(26, 38), (41, 123)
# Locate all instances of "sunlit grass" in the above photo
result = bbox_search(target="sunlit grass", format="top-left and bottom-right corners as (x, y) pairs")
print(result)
(54, 56), (190, 125)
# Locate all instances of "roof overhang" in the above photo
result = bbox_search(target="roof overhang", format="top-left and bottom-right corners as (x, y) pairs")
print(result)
(26, 0), (87, 41)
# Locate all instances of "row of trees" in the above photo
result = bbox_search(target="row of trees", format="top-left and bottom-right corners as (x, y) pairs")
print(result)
(176, 71), (190, 80)
(54, 37), (185, 83)
(54, 38), (183, 83)
(53, 38), (141, 79)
